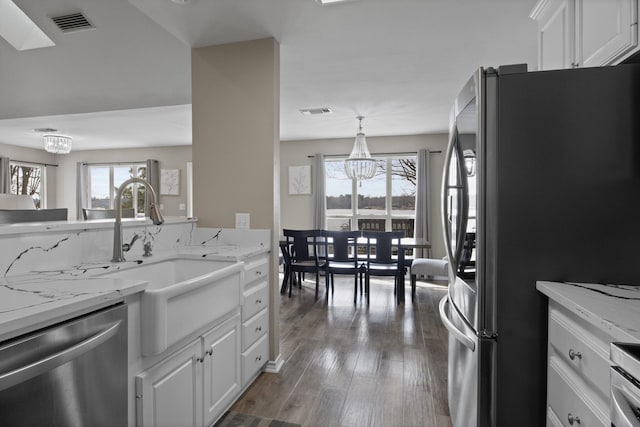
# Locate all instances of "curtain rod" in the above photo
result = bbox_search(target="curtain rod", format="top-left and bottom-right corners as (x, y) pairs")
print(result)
(307, 150), (442, 159)
(81, 161), (147, 166)
(11, 159), (58, 167)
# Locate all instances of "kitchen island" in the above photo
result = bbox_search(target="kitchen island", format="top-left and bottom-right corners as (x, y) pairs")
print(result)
(537, 281), (640, 426)
(0, 218), (271, 427)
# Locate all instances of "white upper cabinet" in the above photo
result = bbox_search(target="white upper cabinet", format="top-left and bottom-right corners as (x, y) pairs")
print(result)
(579, 0), (638, 66)
(531, 0), (638, 70)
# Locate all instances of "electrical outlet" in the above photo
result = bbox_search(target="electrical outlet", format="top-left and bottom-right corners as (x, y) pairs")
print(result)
(179, 203), (186, 211)
(235, 213), (250, 229)
(159, 204), (164, 210)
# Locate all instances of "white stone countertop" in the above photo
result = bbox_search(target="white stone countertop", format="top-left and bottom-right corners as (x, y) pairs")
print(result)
(0, 216), (197, 237)
(537, 281), (640, 343)
(0, 243), (268, 343)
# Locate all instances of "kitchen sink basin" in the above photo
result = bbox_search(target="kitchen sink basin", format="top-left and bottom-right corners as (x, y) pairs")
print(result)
(101, 257), (243, 356)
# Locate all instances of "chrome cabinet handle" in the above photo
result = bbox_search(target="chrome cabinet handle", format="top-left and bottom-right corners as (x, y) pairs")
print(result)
(196, 356), (204, 363)
(206, 349), (213, 356)
(255, 326), (262, 332)
(255, 271), (262, 275)
(255, 355), (262, 362)
(567, 413), (580, 425)
(256, 299), (262, 304)
(568, 349), (582, 360)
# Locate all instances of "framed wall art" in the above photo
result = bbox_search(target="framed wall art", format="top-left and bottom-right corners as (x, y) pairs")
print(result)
(288, 165), (311, 195)
(160, 169), (180, 195)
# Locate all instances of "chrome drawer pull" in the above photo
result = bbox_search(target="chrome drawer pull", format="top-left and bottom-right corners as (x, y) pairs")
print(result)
(255, 355), (262, 362)
(255, 271), (262, 275)
(256, 299), (262, 304)
(255, 326), (262, 332)
(567, 413), (580, 425)
(568, 349), (582, 360)
(206, 349), (213, 357)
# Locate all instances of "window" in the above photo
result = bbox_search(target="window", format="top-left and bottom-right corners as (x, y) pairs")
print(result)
(89, 163), (147, 215)
(325, 155), (417, 235)
(10, 162), (45, 208)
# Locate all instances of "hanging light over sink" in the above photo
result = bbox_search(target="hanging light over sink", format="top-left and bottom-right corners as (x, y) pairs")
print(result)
(344, 116), (376, 181)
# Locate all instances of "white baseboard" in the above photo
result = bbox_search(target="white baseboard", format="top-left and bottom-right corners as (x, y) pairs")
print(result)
(264, 354), (284, 373)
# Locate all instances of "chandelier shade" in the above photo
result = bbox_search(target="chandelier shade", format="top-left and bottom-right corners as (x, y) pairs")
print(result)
(43, 134), (72, 154)
(344, 116), (376, 181)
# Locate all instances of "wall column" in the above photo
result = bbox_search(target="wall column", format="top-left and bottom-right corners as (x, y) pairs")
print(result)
(192, 38), (281, 366)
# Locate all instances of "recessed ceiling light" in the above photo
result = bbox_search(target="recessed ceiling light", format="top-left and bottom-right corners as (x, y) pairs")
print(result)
(315, 0), (356, 4)
(299, 108), (333, 116)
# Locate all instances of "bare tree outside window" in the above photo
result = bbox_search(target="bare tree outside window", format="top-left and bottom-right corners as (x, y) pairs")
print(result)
(10, 164), (42, 208)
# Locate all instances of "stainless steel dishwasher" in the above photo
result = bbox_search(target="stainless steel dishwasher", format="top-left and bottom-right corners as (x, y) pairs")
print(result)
(611, 342), (640, 427)
(0, 303), (128, 426)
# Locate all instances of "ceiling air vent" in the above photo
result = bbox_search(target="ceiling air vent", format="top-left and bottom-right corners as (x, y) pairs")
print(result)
(299, 108), (333, 116)
(51, 12), (94, 34)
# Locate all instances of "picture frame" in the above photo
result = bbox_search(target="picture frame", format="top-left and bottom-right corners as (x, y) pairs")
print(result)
(288, 165), (311, 195)
(160, 169), (180, 195)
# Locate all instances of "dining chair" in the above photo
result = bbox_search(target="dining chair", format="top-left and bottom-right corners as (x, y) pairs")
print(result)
(83, 208), (135, 220)
(279, 240), (293, 295)
(361, 231), (405, 304)
(323, 230), (363, 303)
(282, 229), (327, 299)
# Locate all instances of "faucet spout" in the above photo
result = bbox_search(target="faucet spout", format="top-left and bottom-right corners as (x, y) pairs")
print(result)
(112, 178), (164, 262)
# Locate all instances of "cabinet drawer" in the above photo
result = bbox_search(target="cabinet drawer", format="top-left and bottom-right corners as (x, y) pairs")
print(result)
(547, 356), (607, 427)
(244, 258), (269, 287)
(242, 281), (268, 321)
(242, 308), (269, 351)
(241, 334), (268, 385)
(548, 309), (610, 400)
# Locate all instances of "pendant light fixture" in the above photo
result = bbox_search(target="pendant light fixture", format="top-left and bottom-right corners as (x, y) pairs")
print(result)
(43, 134), (72, 154)
(344, 116), (376, 181)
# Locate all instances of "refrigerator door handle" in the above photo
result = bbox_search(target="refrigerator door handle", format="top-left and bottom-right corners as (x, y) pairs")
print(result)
(441, 130), (456, 266)
(439, 295), (476, 351)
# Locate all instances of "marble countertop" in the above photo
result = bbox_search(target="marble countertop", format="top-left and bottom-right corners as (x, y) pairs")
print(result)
(0, 243), (268, 343)
(537, 281), (640, 343)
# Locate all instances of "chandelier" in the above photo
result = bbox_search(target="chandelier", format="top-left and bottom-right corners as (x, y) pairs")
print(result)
(43, 134), (72, 154)
(344, 116), (376, 181)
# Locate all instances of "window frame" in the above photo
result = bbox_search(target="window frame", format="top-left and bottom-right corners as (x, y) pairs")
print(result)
(325, 154), (417, 234)
(88, 163), (147, 215)
(9, 161), (46, 208)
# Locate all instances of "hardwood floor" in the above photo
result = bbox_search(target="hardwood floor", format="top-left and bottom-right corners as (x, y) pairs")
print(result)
(228, 275), (452, 427)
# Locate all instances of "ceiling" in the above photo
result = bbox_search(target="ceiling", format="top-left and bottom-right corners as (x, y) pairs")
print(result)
(0, 0), (538, 151)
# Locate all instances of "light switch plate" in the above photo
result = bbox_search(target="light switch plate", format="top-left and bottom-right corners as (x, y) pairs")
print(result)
(235, 213), (250, 229)
(179, 203), (186, 211)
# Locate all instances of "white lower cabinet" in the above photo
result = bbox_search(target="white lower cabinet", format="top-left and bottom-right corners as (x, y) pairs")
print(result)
(136, 313), (240, 427)
(545, 302), (610, 426)
(240, 254), (270, 386)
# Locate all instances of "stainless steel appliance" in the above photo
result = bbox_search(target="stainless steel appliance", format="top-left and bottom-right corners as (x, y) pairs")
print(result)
(439, 63), (640, 427)
(0, 303), (127, 426)
(611, 343), (640, 427)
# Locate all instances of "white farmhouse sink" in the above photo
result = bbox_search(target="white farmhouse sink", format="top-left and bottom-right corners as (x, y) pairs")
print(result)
(101, 257), (243, 356)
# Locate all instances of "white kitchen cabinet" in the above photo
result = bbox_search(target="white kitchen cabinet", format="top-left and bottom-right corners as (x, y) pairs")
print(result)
(544, 302), (611, 426)
(135, 340), (202, 427)
(202, 316), (241, 427)
(531, 0), (638, 70)
(135, 313), (240, 427)
(240, 254), (269, 386)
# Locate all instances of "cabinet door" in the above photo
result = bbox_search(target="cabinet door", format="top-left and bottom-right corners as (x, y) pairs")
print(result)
(202, 314), (241, 427)
(534, 0), (575, 70)
(136, 340), (202, 427)
(578, 0), (637, 66)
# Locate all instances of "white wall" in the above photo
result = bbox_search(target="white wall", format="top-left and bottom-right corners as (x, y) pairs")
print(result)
(0, 143), (58, 208)
(280, 133), (448, 259)
(56, 146), (192, 219)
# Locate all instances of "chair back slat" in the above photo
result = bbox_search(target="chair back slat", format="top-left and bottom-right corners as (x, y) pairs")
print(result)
(283, 229), (324, 264)
(324, 230), (360, 263)
(362, 231), (404, 265)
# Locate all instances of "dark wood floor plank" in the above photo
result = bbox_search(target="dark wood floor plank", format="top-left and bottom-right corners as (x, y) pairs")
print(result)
(227, 275), (452, 427)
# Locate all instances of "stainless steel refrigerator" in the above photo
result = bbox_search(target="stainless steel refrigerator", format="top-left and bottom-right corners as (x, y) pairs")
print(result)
(438, 63), (640, 427)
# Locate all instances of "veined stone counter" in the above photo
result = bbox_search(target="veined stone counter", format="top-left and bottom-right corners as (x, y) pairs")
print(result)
(0, 220), (270, 342)
(536, 280), (640, 343)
